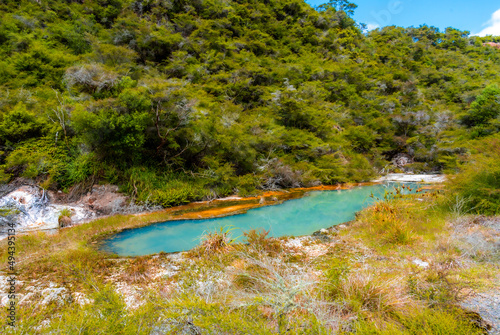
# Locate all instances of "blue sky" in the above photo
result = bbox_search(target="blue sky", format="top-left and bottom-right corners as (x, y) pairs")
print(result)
(306, 0), (500, 36)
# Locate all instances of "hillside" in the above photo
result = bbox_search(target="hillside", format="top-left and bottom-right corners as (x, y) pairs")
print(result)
(0, 0), (499, 207)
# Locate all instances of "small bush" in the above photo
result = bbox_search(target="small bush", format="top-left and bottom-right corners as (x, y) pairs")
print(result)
(3, 138), (68, 187)
(244, 228), (283, 255)
(366, 202), (416, 246)
(324, 257), (350, 299)
(64, 63), (119, 94)
(236, 174), (259, 196)
(191, 226), (237, 257)
(407, 260), (469, 307)
(125, 167), (208, 207)
(121, 257), (151, 284)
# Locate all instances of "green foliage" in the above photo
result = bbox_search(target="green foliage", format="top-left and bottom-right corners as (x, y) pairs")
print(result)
(124, 167), (208, 207)
(42, 282), (159, 334)
(446, 136), (500, 215)
(461, 84), (500, 135)
(324, 257), (350, 299)
(236, 174), (259, 196)
(3, 138), (68, 187)
(159, 295), (275, 334)
(62, 152), (100, 186)
(58, 208), (72, 219)
(354, 307), (484, 335)
(71, 105), (150, 163)
(0, 102), (48, 144)
(346, 153), (376, 182)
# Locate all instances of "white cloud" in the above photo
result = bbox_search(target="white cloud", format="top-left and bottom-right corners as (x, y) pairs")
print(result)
(366, 23), (380, 31)
(475, 8), (500, 37)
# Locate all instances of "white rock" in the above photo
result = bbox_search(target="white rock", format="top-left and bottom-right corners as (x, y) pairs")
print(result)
(413, 259), (430, 268)
(373, 174), (446, 183)
(0, 187), (95, 239)
(73, 292), (92, 305)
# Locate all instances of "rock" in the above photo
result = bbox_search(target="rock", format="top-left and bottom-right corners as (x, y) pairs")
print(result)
(0, 185), (95, 237)
(259, 197), (265, 204)
(463, 310), (493, 333)
(412, 259), (429, 268)
(312, 228), (331, 242)
(58, 215), (72, 228)
(79, 184), (129, 215)
(338, 224), (347, 229)
(484, 42), (500, 49)
(0, 182), (139, 239)
(392, 153), (413, 168)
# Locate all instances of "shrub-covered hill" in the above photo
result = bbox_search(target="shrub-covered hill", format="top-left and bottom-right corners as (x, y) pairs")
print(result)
(0, 0), (499, 206)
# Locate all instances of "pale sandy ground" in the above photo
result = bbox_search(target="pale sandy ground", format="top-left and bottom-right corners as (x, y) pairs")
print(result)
(373, 173), (446, 183)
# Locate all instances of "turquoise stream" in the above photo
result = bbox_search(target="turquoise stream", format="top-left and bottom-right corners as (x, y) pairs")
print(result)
(102, 182), (422, 256)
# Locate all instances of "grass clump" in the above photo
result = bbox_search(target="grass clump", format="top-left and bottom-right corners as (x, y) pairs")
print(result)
(58, 208), (72, 218)
(189, 226), (239, 257)
(326, 268), (412, 317)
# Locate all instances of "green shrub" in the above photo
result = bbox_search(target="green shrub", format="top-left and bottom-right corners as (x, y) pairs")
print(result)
(446, 137), (500, 215)
(243, 228), (283, 255)
(3, 138), (68, 187)
(323, 257), (350, 299)
(461, 84), (500, 130)
(236, 174), (259, 196)
(62, 152), (99, 186)
(355, 307), (484, 335)
(347, 153), (376, 182)
(0, 102), (48, 144)
(71, 105), (150, 162)
(125, 167), (208, 207)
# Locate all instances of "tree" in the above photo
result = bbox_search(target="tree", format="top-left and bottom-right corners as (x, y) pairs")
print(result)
(461, 84), (500, 129)
(316, 0), (358, 16)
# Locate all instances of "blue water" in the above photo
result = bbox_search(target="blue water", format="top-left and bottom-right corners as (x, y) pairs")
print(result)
(102, 183), (421, 256)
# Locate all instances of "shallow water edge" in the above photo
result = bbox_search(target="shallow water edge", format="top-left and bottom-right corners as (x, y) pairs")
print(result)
(101, 181), (438, 256)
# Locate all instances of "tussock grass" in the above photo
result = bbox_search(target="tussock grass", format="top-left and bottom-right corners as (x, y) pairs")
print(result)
(188, 226), (239, 258)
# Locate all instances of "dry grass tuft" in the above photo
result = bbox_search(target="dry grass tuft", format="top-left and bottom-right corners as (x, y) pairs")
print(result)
(189, 226), (237, 257)
(120, 257), (153, 284)
(244, 228), (284, 255)
(330, 272), (413, 316)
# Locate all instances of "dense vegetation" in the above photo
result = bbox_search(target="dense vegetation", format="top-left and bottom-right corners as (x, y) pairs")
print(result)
(0, 0), (499, 207)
